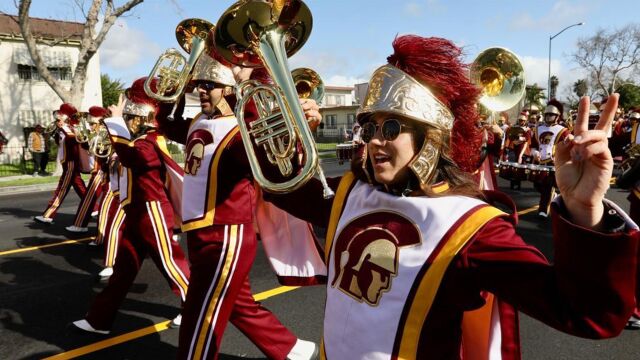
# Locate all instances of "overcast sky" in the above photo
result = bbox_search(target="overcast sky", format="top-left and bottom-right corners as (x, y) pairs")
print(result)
(3, 0), (638, 100)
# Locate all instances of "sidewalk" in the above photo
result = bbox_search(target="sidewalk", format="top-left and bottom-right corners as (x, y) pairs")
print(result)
(0, 173), (59, 196)
(0, 152), (339, 197)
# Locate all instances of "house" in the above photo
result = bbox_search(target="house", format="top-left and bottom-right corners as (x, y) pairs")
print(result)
(317, 85), (359, 142)
(0, 14), (102, 163)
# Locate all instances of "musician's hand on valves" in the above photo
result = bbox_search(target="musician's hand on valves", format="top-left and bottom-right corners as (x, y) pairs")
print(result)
(300, 98), (321, 131)
(108, 94), (127, 119)
(555, 94), (618, 230)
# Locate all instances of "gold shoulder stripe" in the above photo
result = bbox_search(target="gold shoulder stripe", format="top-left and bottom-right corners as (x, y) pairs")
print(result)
(324, 171), (357, 264)
(397, 205), (506, 358)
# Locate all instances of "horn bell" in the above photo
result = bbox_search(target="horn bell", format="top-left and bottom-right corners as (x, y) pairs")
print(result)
(470, 47), (525, 112)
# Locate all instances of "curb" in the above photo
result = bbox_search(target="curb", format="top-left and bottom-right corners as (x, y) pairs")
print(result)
(0, 182), (57, 197)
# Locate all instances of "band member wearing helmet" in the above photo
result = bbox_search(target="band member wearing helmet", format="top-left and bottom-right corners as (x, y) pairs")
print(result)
(529, 100), (570, 217)
(264, 35), (638, 359)
(473, 117), (503, 190)
(502, 112), (532, 190)
(159, 51), (317, 360)
(66, 106), (111, 233)
(71, 78), (190, 334)
(35, 103), (88, 224)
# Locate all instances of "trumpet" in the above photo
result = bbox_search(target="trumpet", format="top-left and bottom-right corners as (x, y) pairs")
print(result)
(215, 0), (334, 198)
(89, 125), (113, 158)
(144, 18), (213, 103)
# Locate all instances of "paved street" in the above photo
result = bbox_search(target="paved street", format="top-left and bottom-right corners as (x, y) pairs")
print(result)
(0, 160), (639, 359)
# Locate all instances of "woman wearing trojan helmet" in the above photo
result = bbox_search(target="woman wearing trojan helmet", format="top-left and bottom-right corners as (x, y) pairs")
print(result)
(264, 35), (638, 359)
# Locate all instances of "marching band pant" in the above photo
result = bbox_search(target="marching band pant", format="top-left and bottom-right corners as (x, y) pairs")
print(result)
(535, 181), (556, 214)
(42, 161), (87, 219)
(71, 169), (105, 227)
(178, 224), (297, 360)
(95, 190), (125, 268)
(85, 201), (190, 330)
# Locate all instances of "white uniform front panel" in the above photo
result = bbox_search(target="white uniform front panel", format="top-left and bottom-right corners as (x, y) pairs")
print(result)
(323, 181), (485, 359)
(536, 124), (565, 161)
(181, 115), (237, 224)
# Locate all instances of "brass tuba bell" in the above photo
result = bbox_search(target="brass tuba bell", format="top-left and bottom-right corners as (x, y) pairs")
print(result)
(144, 18), (213, 103)
(470, 47), (525, 112)
(214, 0), (334, 198)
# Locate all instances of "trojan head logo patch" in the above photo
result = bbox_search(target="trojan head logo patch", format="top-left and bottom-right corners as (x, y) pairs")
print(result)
(331, 212), (421, 306)
(185, 129), (214, 176)
(540, 131), (554, 145)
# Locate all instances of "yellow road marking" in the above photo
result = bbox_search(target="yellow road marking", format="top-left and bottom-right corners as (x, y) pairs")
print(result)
(517, 205), (538, 216)
(0, 237), (95, 256)
(42, 286), (300, 360)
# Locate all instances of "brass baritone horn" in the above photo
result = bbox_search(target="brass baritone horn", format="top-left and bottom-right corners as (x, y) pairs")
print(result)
(238, 67), (325, 178)
(215, 0), (334, 198)
(89, 125), (113, 158)
(470, 47), (525, 112)
(144, 18), (213, 103)
(73, 112), (91, 144)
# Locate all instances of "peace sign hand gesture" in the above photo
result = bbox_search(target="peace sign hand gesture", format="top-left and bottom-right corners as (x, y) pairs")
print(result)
(555, 94), (618, 229)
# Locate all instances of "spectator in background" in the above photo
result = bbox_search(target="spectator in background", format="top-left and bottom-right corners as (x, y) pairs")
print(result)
(352, 123), (363, 144)
(28, 124), (47, 176)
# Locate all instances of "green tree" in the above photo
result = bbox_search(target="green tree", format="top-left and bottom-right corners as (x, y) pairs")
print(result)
(101, 74), (125, 108)
(617, 82), (640, 110)
(573, 79), (588, 97)
(524, 84), (546, 111)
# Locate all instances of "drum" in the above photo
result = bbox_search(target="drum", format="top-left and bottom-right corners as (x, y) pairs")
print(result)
(498, 162), (528, 181)
(527, 164), (556, 186)
(336, 143), (356, 165)
(512, 163), (528, 181)
(498, 161), (515, 180)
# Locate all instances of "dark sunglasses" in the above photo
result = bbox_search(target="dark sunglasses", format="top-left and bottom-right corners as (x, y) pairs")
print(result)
(196, 82), (226, 91)
(361, 118), (413, 143)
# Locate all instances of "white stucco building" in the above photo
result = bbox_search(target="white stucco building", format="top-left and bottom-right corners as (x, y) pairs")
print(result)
(0, 14), (102, 163)
(318, 85), (359, 142)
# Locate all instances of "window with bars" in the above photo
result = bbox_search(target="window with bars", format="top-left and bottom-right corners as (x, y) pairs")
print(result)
(325, 114), (337, 128)
(17, 65), (72, 81)
(347, 113), (356, 127)
(17, 65), (40, 80)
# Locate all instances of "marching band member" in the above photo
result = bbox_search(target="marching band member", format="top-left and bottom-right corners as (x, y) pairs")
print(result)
(530, 100), (571, 218)
(66, 106), (110, 233)
(502, 112), (532, 190)
(92, 150), (126, 281)
(35, 103), (87, 224)
(473, 118), (503, 190)
(264, 35), (638, 359)
(160, 52), (317, 360)
(71, 78), (190, 334)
